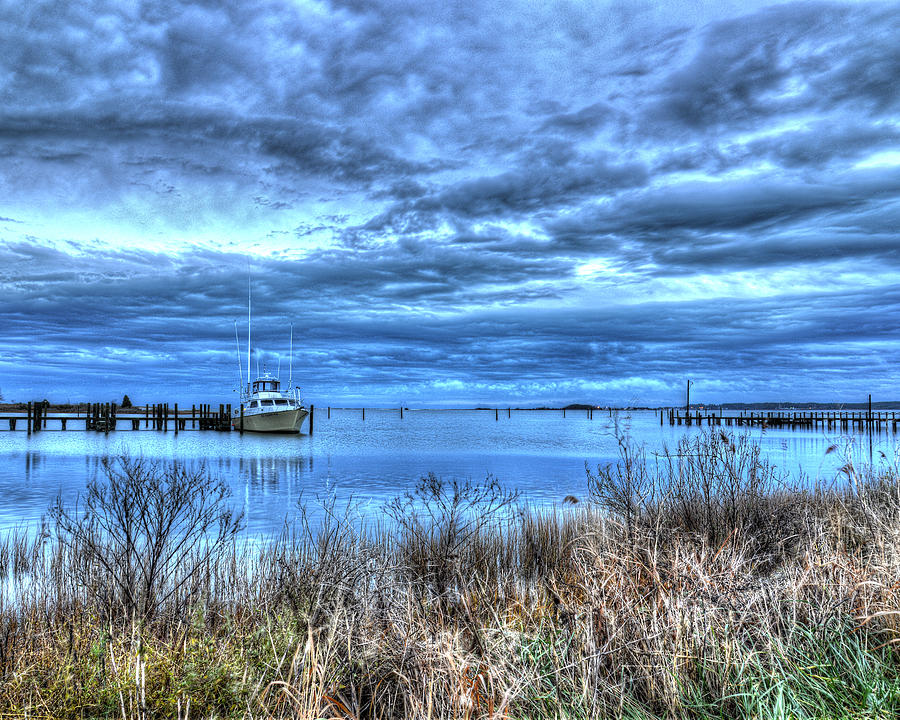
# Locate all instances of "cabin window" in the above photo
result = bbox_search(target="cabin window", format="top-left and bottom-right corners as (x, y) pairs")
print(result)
(264, 400), (275, 407)
(249, 401), (259, 409)
(274, 398), (289, 406)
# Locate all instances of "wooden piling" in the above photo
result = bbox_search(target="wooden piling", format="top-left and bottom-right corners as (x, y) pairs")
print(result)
(174, 404), (179, 435)
(327, 406), (331, 419)
(362, 408), (365, 421)
(239, 404), (244, 434)
(26, 401), (32, 435)
(309, 404), (314, 435)
(495, 408), (498, 421)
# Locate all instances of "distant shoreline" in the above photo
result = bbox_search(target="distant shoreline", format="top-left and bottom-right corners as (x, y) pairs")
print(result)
(4, 401), (899, 414)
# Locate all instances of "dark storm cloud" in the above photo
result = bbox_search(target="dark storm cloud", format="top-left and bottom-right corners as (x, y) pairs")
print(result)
(747, 123), (900, 169)
(549, 167), (900, 273)
(2, 0), (899, 404)
(648, 2), (900, 132)
(5, 242), (900, 403)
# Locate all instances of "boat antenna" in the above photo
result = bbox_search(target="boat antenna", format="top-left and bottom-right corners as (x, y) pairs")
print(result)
(247, 264), (252, 389)
(289, 322), (293, 388)
(234, 320), (244, 392)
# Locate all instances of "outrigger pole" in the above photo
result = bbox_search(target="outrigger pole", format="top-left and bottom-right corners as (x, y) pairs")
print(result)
(289, 322), (293, 388)
(247, 269), (252, 393)
(234, 320), (244, 392)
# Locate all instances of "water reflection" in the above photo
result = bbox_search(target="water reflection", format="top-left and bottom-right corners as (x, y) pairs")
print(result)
(1, 410), (898, 535)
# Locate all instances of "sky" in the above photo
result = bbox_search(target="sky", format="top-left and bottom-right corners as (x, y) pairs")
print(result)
(1, 0), (899, 408)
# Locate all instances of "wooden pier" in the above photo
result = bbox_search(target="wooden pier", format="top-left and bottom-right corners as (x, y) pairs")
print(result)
(2, 402), (235, 434)
(665, 409), (900, 432)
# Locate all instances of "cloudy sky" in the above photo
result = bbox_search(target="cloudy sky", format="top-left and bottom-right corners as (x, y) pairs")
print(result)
(1, 0), (898, 407)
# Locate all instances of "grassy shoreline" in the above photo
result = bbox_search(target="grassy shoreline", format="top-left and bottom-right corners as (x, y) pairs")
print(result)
(2, 431), (900, 718)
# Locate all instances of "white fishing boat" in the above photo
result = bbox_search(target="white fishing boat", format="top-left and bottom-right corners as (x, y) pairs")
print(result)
(231, 279), (309, 433)
(233, 372), (308, 433)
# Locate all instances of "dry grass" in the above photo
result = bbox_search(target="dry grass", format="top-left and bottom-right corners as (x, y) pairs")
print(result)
(1, 432), (900, 718)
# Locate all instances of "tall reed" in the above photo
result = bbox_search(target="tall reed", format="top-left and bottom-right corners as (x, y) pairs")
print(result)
(1, 433), (899, 718)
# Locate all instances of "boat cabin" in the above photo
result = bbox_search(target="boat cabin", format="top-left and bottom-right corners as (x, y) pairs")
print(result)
(248, 397), (293, 409)
(252, 377), (280, 393)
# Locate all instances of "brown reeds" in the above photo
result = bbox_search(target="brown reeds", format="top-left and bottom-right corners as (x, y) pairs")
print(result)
(1, 433), (900, 718)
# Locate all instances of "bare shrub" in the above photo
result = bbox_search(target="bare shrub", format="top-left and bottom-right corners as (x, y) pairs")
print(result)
(828, 445), (900, 560)
(588, 430), (808, 569)
(271, 495), (381, 626)
(385, 473), (519, 603)
(51, 455), (243, 624)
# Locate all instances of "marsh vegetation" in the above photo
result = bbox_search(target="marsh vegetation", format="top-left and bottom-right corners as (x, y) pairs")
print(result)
(1, 431), (900, 718)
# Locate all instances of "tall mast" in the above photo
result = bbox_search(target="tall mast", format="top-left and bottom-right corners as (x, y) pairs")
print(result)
(289, 322), (293, 387)
(247, 269), (251, 388)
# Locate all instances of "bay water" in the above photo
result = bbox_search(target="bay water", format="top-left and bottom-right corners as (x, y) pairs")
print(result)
(1, 408), (897, 536)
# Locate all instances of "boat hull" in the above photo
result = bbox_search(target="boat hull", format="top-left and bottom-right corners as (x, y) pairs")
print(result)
(234, 407), (309, 433)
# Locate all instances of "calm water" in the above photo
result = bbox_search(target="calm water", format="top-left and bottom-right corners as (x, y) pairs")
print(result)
(0, 409), (897, 536)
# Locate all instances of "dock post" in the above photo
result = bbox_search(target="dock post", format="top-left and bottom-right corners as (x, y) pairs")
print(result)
(239, 404), (244, 434)
(219, 404), (225, 431)
(495, 408), (498, 421)
(508, 408), (511, 418)
(327, 406), (331, 419)
(309, 404), (314, 435)
(174, 404), (179, 435)
(26, 401), (32, 435)
(226, 404), (231, 431)
(191, 404), (196, 429)
(362, 408), (365, 421)
(868, 394), (872, 430)
(400, 405), (403, 419)
(563, 408), (566, 418)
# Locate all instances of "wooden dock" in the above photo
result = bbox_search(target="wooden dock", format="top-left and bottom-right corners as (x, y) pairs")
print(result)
(665, 409), (900, 432)
(2, 402), (234, 434)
